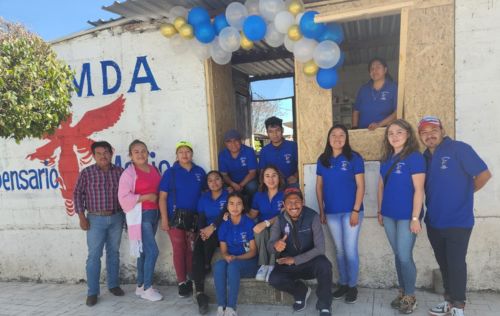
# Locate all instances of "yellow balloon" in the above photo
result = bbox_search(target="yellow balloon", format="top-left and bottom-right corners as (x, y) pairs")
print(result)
(288, 1), (304, 16)
(288, 25), (302, 41)
(303, 60), (319, 76)
(173, 16), (187, 31)
(160, 23), (177, 38)
(240, 33), (254, 50)
(179, 23), (194, 39)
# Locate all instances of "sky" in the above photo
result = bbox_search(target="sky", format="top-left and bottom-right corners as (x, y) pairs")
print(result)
(1, 0), (293, 121)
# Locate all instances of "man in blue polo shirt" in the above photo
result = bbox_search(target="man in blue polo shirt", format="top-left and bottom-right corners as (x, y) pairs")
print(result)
(418, 116), (491, 316)
(259, 116), (298, 186)
(218, 129), (258, 202)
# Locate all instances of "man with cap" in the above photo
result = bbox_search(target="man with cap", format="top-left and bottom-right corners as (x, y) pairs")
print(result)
(218, 129), (258, 203)
(418, 116), (491, 316)
(259, 116), (299, 187)
(267, 187), (333, 316)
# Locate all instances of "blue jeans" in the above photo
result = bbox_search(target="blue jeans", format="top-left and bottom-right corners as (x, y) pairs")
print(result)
(137, 210), (160, 290)
(326, 212), (363, 287)
(383, 216), (417, 295)
(214, 258), (258, 309)
(86, 212), (124, 296)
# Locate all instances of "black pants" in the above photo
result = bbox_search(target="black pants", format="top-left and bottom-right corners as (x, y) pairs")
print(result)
(192, 232), (219, 293)
(427, 225), (472, 306)
(268, 255), (333, 309)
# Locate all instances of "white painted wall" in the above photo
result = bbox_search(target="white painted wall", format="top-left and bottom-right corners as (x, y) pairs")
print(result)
(0, 23), (211, 283)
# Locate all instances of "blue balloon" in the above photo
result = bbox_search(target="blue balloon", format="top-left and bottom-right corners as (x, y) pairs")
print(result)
(243, 15), (267, 41)
(188, 7), (210, 26)
(317, 22), (344, 44)
(214, 14), (229, 35)
(300, 11), (326, 39)
(194, 22), (216, 44)
(316, 67), (339, 89)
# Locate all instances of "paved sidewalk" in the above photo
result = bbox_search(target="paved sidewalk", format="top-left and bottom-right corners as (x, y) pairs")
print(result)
(0, 282), (498, 316)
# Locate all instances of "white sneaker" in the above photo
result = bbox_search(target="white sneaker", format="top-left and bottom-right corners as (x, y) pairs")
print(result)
(451, 307), (465, 316)
(265, 265), (274, 282)
(135, 285), (144, 296)
(225, 307), (238, 316)
(141, 287), (163, 301)
(429, 301), (451, 316)
(216, 306), (225, 316)
(255, 265), (268, 281)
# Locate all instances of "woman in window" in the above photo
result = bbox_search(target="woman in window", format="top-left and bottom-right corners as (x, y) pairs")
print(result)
(192, 170), (229, 314)
(118, 140), (162, 302)
(316, 124), (365, 304)
(378, 119), (425, 314)
(249, 165), (285, 282)
(214, 192), (258, 316)
(352, 57), (397, 130)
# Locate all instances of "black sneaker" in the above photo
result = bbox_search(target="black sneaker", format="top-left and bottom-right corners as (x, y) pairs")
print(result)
(178, 280), (193, 298)
(293, 286), (311, 312)
(109, 287), (125, 296)
(86, 295), (97, 307)
(345, 286), (358, 304)
(196, 292), (209, 315)
(319, 308), (332, 316)
(333, 284), (349, 300)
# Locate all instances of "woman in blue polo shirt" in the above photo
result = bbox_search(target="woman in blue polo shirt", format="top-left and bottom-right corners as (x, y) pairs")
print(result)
(316, 124), (365, 304)
(378, 119), (425, 314)
(249, 165), (285, 282)
(214, 192), (257, 316)
(352, 57), (397, 130)
(192, 170), (229, 314)
(158, 141), (206, 298)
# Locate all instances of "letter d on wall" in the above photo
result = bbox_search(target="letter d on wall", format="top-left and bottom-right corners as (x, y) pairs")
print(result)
(101, 60), (122, 95)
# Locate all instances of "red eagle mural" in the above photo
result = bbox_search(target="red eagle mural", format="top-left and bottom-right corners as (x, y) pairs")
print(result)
(26, 94), (126, 216)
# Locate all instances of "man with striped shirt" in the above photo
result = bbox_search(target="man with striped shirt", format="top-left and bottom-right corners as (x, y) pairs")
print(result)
(74, 141), (124, 307)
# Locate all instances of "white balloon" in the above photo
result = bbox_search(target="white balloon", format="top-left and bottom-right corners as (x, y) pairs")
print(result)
(259, 0), (285, 21)
(169, 6), (187, 19)
(293, 38), (317, 63)
(313, 40), (341, 69)
(190, 40), (211, 61)
(265, 23), (285, 47)
(210, 38), (233, 65)
(245, 0), (260, 15)
(274, 11), (295, 34)
(284, 35), (295, 52)
(226, 2), (248, 30)
(219, 26), (241, 52)
(170, 34), (189, 54)
(295, 12), (304, 24)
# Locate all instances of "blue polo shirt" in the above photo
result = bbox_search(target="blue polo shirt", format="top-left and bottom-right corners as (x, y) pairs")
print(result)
(380, 151), (426, 220)
(316, 152), (365, 214)
(159, 162), (206, 218)
(354, 80), (397, 128)
(258, 140), (298, 179)
(218, 144), (258, 183)
(424, 137), (488, 229)
(197, 189), (229, 226)
(251, 191), (284, 221)
(218, 215), (255, 256)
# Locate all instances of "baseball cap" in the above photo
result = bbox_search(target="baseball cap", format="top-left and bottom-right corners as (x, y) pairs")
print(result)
(418, 116), (442, 132)
(175, 140), (193, 151)
(283, 187), (303, 201)
(224, 129), (241, 142)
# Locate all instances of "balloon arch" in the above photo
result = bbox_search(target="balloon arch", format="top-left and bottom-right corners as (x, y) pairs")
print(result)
(160, 0), (344, 89)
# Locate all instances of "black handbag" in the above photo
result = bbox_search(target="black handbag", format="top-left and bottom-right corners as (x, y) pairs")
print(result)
(168, 168), (198, 232)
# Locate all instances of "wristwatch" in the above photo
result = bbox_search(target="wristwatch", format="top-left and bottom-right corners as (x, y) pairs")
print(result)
(210, 223), (217, 231)
(265, 220), (271, 227)
(411, 217), (418, 221)
(352, 209), (360, 213)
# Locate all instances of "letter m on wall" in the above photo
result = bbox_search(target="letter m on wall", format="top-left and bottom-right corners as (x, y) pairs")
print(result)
(73, 63), (94, 97)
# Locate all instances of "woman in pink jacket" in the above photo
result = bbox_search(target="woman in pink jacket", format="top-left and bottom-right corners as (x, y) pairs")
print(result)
(118, 139), (162, 302)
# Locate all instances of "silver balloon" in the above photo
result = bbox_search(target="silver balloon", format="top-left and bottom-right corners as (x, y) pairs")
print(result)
(274, 11), (295, 34)
(190, 40), (211, 61)
(210, 38), (233, 65)
(219, 26), (241, 52)
(259, 0), (285, 21)
(265, 23), (285, 47)
(245, 0), (260, 15)
(284, 35), (295, 52)
(169, 6), (187, 19)
(226, 2), (248, 30)
(293, 38), (317, 63)
(313, 40), (341, 69)
(170, 34), (189, 54)
(295, 12), (304, 24)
